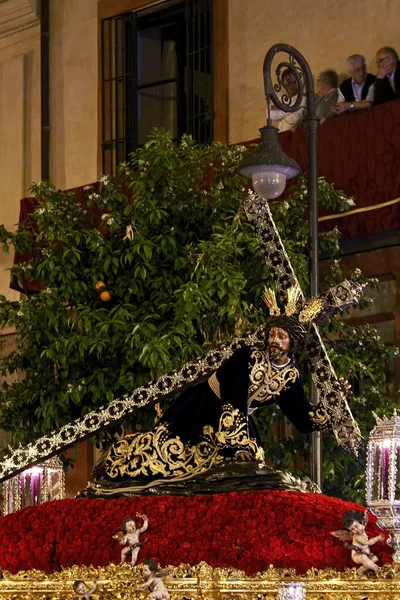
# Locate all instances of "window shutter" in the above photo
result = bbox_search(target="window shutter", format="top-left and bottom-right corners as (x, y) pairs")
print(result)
(185, 0), (213, 143)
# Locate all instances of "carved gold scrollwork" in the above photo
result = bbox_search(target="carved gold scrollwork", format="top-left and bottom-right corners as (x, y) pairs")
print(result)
(103, 423), (219, 481)
(103, 404), (264, 484)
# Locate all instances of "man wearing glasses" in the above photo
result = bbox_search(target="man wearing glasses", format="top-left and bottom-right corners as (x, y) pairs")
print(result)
(333, 54), (375, 115)
(374, 46), (400, 105)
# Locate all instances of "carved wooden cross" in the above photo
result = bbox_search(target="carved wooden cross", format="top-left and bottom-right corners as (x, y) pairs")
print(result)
(0, 194), (362, 482)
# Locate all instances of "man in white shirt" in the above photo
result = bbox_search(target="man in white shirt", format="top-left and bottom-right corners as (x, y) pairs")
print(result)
(269, 69), (306, 132)
(333, 54), (375, 116)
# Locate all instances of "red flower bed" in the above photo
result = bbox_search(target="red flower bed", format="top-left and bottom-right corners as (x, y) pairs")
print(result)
(0, 491), (392, 574)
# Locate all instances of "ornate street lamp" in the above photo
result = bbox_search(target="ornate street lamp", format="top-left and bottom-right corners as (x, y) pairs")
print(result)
(367, 412), (400, 562)
(237, 43), (322, 489)
(237, 126), (301, 199)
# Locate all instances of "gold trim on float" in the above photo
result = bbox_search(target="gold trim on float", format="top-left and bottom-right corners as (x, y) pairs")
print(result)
(0, 562), (400, 599)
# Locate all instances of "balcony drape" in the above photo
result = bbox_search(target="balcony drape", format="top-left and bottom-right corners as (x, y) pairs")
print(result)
(277, 98), (400, 239)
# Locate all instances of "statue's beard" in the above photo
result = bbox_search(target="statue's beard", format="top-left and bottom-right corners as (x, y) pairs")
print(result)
(269, 345), (288, 362)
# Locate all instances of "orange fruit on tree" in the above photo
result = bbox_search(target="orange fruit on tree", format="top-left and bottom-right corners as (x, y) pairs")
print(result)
(100, 290), (111, 302)
(95, 280), (106, 291)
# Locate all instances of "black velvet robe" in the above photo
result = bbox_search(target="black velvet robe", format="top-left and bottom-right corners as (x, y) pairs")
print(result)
(162, 345), (316, 442)
(95, 346), (322, 484)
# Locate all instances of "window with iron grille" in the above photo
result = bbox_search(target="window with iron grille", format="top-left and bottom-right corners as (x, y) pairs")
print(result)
(101, 0), (213, 175)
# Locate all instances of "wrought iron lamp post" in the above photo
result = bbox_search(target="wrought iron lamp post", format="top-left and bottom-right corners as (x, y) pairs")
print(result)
(367, 411), (400, 561)
(237, 43), (322, 489)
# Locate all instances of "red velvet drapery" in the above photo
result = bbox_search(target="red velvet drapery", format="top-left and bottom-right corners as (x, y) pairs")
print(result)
(247, 98), (400, 239)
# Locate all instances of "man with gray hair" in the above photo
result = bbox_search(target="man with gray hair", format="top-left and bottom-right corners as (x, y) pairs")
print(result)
(315, 70), (339, 122)
(333, 54), (375, 116)
(374, 46), (400, 105)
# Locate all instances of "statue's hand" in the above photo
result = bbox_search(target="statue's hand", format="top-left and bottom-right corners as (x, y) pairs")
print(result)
(235, 451), (253, 462)
(309, 406), (330, 431)
(339, 377), (352, 397)
(136, 512), (148, 520)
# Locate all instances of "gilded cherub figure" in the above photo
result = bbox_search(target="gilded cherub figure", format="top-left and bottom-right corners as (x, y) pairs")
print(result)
(136, 559), (170, 600)
(113, 513), (149, 566)
(72, 579), (97, 600)
(331, 509), (385, 574)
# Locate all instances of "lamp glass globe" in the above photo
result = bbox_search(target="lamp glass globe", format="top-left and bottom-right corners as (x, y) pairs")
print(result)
(252, 170), (287, 199)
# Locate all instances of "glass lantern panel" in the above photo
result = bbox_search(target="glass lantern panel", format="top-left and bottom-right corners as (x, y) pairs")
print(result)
(396, 444), (400, 499)
(370, 443), (381, 501)
(380, 443), (390, 500)
(47, 469), (62, 501)
(20, 468), (43, 509)
(6, 479), (18, 514)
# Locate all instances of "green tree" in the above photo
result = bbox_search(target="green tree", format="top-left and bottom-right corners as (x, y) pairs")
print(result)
(0, 129), (397, 502)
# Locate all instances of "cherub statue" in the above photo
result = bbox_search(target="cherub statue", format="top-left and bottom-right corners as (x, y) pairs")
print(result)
(113, 513), (149, 566)
(72, 579), (97, 600)
(136, 559), (170, 600)
(331, 509), (385, 574)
